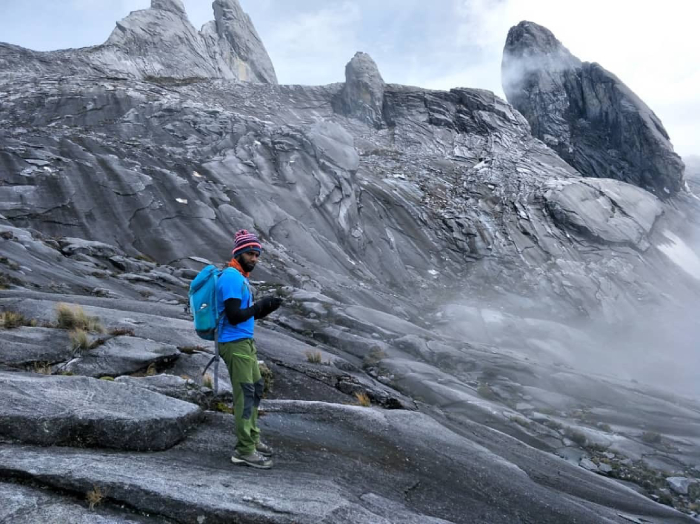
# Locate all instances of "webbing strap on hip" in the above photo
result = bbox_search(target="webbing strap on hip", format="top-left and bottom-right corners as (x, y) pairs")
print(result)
(202, 311), (226, 394)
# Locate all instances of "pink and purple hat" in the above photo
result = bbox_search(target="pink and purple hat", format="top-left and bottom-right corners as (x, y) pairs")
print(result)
(232, 229), (262, 257)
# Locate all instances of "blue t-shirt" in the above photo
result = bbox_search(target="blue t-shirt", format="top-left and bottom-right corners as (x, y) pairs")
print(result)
(216, 268), (254, 342)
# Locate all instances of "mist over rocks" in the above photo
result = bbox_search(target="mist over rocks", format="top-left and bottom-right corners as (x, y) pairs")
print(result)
(502, 21), (685, 198)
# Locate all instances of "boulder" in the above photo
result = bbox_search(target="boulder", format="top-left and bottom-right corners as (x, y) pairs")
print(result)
(115, 374), (210, 405)
(544, 178), (662, 248)
(666, 477), (693, 495)
(63, 336), (180, 377)
(0, 327), (72, 366)
(0, 371), (201, 450)
(502, 21), (685, 197)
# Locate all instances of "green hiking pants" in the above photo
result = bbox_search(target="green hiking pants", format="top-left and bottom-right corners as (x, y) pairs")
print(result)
(219, 338), (263, 455)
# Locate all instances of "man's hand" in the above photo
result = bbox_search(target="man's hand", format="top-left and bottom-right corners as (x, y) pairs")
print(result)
(254, 295), (283, 319)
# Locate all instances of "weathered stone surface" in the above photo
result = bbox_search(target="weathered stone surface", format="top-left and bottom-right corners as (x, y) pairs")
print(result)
(0, 371), (201, 450)
(115, 374), (210, 405)
(544, 178), (663, 248)
(334, 52), (386, 127)
(502, 21), (685, 197)
(0, 481), (156, 523)
(0, 405), (692, 524)
(63, 336), (180, 377)
(0, 326), (72, 366)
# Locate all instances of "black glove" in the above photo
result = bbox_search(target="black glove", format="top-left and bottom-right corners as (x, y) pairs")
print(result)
(254, 295), (283, 319)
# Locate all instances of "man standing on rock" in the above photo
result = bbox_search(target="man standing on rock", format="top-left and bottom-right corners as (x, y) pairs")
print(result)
(217, 229), (283, 469)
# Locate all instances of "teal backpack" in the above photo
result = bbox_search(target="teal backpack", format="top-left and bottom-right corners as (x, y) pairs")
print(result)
(188, 265), (235, 392)
(189, 265), (226, 341)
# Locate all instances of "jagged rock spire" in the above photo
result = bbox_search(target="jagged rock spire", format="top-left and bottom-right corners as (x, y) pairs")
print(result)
(502, 21), (684, 197)
(210, 0), (277, 84)
(151, 0), (187, 16)
(334, 52), (385, 128)
(0, 0), (276, 84)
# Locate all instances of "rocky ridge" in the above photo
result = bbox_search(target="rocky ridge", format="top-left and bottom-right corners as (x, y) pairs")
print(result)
(0, 0), (277, 83)
(1, 3), (700, 523)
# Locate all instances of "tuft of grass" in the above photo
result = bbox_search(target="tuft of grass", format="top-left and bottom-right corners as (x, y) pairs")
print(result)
(99, 376), (115, 381)
(543, 418), (564, 430)
(32, 362), (52, 375)
(88, 337), (108, 350)
(587, 442), (609, 452)
(477, 383), (498, 401)
(354, 391), (371, 407)
(1, 310), (32, 329)
(641, 431), (662, 444)
(56, 303), (104, 333)
(202, 373), (213, 389)
(362, 346), (387, 368)
(145, 363), (157, 376)
(259, 362), (273, 397)
(86, 485), (105, 510)
(0, 272), (23, 289)
(511, 416), (532, 429)
(215, 402), (233, 414)
(564, 428), (588, 446)
(305, 350), (322, 364)
(109, 327), (135, 337)
(69, 329), (90, 352)
(134, 253), (156, 262)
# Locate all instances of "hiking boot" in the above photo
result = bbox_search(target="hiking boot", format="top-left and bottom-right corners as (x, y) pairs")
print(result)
(231, 450), (272, 469)
(256, 441), (274, 457)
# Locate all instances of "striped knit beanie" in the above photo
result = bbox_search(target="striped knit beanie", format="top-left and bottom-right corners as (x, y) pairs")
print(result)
(232, 229), (262, 257)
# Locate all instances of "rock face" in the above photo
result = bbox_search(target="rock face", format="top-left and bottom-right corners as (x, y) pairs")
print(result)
(0, 0), (277, 83)
(334, 52), (386, 127)
(502, 21), (685, 198)
(208, 0), (277, 84)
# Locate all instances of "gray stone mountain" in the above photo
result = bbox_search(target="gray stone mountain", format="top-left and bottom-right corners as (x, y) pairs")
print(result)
(1, 4), (700, 523)
(0, 0), (277, 83)
(502, 21), (685, 198)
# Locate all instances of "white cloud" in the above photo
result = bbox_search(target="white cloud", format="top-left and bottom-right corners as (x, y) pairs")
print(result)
(260, 2), (362, 85)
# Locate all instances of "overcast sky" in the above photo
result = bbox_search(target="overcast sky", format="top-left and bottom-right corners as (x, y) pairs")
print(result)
(1, 0), (698, 156)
